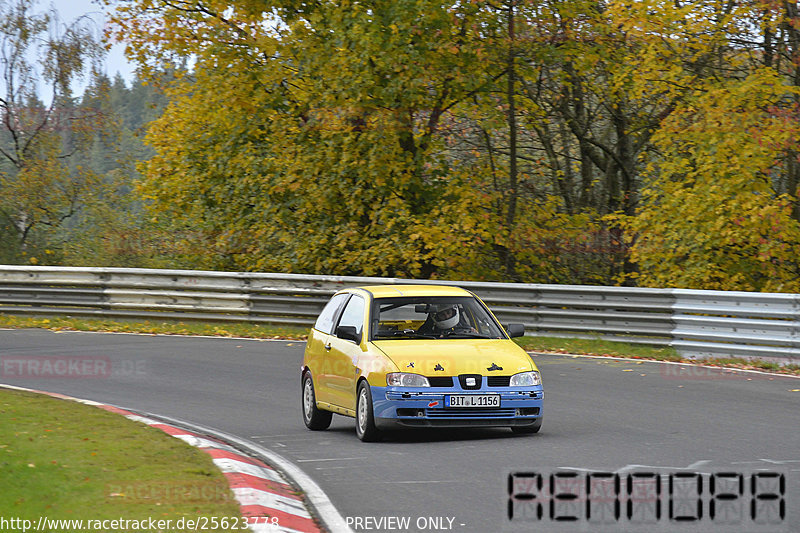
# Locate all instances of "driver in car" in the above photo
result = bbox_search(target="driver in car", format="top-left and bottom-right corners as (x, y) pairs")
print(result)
(418, 304), (478, 337)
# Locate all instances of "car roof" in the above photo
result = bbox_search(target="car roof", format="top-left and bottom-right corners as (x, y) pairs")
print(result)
(355, 284), (472, 298)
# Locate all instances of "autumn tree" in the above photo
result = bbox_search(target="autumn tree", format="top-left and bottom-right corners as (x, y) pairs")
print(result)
(0, 0), (104, 261)
(751, 0), (800, 220)
(440, 0), (663, 284)
(616, 0), (800, 291)
(109, 0), (506, 277)
(106, 0), (800, 290)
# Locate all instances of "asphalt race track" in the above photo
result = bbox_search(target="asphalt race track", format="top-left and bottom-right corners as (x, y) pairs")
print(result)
(2, 329), (799, 533)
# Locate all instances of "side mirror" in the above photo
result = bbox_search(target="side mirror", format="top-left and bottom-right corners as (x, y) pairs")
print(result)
(505, 323), (525, 338)
(336, 325), (361, 344)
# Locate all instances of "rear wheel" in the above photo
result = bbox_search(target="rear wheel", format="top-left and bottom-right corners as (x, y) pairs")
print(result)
(511, 417), (542, 434)
(355, 381), (381, 442)
(302, 373), (332, 430)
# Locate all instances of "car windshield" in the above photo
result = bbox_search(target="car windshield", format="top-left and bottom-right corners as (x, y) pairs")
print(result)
(371, 296), (505, 340)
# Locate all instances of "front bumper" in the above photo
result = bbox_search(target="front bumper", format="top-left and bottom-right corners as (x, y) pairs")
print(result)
(371, 385), (543, 430)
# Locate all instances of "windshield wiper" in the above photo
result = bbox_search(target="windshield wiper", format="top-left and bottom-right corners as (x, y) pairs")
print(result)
(441, 332), (494, 339)
(374, 330), (437, 339)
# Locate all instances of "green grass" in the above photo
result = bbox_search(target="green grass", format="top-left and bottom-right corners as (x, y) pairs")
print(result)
(516, 335), (800, 376)
(515, 335), (683, 361)
(1, 313), (798, 376)
(0, 314), (308, 340)
(0, 388), (243, 529)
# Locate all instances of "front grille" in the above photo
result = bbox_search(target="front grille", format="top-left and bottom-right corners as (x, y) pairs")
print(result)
(458, 374), (482, 390)
(426, 408), (516, 419)
(486, 376), (511, 387)
(426, 376), (453, 387)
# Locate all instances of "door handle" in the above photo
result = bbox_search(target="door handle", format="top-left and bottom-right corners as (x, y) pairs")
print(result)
(324, 343), (331, 351)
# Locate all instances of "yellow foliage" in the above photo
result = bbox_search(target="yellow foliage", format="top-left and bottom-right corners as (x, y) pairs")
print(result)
(624, 69), (800, 291)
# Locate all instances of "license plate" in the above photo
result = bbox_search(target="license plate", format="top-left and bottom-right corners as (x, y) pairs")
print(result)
(445, 394), (500, 408)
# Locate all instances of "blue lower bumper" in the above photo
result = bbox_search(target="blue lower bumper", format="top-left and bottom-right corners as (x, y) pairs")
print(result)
(371, 385), (543, 430)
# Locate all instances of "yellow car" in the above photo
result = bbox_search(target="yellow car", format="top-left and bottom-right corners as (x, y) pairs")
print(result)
(301, 285), (543, 441)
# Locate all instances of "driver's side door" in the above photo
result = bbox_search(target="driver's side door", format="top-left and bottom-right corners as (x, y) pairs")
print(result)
(325, 294), (366, 412)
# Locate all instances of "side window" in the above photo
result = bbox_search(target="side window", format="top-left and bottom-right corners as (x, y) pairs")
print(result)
(314, 293), (349, 334)
(336, 294), (365, 339)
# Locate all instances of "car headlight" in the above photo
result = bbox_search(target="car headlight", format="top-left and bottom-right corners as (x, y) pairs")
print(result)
(509, 371), (541, 387)
(386, 373), (430, 387)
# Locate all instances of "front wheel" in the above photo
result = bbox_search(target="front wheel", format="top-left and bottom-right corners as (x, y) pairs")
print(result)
(511, 417), (542, 434)
(302, 373), (332, 430)
(355, 381), (381, 442)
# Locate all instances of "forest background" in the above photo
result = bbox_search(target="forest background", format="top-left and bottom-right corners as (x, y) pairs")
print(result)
(2, 0), (800, 292)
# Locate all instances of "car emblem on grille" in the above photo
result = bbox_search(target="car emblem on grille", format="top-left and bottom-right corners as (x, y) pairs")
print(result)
(466, 377), (476, 386)
(434, 364), (444, 371)
(487, 363), (503, 371)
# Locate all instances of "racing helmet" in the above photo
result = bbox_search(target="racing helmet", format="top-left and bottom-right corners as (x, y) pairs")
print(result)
(433, 304), (460, 330)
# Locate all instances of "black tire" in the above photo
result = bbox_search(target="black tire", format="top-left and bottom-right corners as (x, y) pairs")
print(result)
(355, 381), (381, 442)
(511, 417), (542, 434)
(302, 373), (332, 430)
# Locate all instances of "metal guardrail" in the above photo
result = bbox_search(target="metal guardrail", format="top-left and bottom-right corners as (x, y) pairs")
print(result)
(0, 265), (798, 362)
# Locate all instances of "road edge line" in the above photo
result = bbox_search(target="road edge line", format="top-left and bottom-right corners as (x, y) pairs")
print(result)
(529, 351), (800, 379)
(0, 383), (353, 533)
(141, 412), (353, 533)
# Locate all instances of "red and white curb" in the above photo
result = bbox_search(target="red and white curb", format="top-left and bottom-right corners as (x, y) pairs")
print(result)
(1, 385), (350, 533)
(104, 406), (322, 533)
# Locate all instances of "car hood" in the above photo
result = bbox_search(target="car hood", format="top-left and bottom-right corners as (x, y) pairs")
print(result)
(372, 339), (534, 376)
